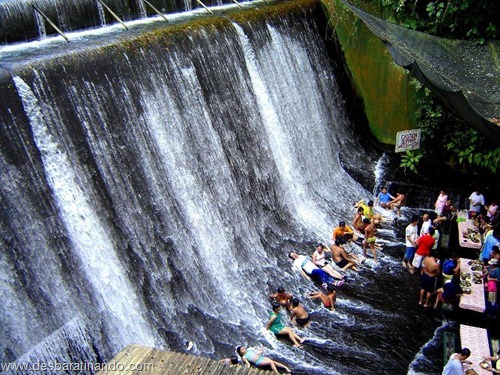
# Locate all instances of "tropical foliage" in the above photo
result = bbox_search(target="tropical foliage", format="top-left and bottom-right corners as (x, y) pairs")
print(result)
(349, 0), (499, 175)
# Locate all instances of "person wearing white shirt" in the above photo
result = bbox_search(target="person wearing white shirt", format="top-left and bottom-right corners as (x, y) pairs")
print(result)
(420, 214), (431, 237)
(403, 215), (419, 272)
(469, 189), (485, 213)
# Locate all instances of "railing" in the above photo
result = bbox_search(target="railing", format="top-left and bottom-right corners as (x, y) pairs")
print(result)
(3, 0), (267, 45)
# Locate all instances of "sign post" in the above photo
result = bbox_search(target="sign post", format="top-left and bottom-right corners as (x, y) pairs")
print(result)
(395, 129), (421, 153)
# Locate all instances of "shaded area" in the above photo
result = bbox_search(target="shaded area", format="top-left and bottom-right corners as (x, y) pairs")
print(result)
(340, 0), (500, 143)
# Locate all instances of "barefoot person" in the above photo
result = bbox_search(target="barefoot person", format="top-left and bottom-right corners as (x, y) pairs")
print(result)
(308, 284), (337, 311)
(290, 297), (310, 328)
(269, 287), (293, 311)
(352, 207), (366, 233)
(219, 356), (239, 366)
(355, 199), (381, 225)
(374, 186), (395, 209)
(289, 252), (345, 287)
(362, 218), (378, 262)
(266, 302), (305, 348)
(331, 239), (358, 271)
(312, 244), (345, 280)
(236, 345), (291, 373)
(404, 216), (419, 273)
(389, 192), (406, 217)
(418, 251), (441, 308)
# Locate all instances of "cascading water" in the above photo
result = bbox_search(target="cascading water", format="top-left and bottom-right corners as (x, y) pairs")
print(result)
(0, 1), (444, 374)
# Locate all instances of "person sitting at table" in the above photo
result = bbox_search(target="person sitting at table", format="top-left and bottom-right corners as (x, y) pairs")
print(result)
(433, 199), (457, 226)
(469, 188), (485, 217)
(443, 348), (472, 375)
(434, 274), (462, 309)
(486, 258), (499, 307)
(479, 230), (500, 263)
(482, 349), (500, 374)
(486, 200), (499, 225)
(441, 255), (460, 283)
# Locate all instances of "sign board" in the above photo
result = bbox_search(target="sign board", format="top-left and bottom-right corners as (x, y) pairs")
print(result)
(395, 129), (421, 153)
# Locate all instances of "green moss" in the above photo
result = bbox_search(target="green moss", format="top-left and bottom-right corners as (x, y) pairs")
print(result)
(323, 0), (417, 145)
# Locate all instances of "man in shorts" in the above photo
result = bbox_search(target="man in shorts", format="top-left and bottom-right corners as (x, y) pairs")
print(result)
(374, 186), (395, 209)
(331, 238), (358, 271)
(362, 218), (378, 262)
(419, 251), (441, 307)
(404, 215), (419, 273)
(290, 297), (310, 328)
(412, 227), (435, 271)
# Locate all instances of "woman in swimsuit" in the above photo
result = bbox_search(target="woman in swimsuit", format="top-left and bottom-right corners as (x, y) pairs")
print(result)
(236, 346), (291, 373)
(266, 302), (305, 347)
(312, 244), (345, 280)
(308, 284), (337, 311)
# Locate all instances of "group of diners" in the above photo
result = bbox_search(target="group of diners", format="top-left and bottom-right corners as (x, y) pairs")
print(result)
(398, 187), (500, 312)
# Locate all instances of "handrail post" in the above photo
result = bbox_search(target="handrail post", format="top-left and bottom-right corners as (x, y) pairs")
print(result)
(195, 0), (213, 14)
(95, 0), (129, 30)
(141, 0), (168, 22)
(32, 4), (70, 43)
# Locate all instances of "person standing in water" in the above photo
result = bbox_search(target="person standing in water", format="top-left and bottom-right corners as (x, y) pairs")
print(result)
(362, 218), (378, 262)
(266, 302), (305, 348)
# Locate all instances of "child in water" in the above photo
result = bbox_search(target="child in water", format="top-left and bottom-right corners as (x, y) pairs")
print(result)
(308, 284), (337, 311)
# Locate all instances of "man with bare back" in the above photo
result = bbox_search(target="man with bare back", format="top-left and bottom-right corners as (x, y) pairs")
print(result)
(362, 218), (378, 262)
(419, 252), (441, 308)
(331, 239), (358, 271)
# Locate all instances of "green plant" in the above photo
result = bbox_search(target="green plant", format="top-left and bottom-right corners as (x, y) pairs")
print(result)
(400, 150), (423, 173)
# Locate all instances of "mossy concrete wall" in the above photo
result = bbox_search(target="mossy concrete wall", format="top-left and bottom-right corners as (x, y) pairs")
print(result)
(323, 0), (417, 145)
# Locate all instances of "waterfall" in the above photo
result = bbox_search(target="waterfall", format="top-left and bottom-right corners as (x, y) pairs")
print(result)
(34, 10), (47, 40)
(0, 3), (441, 374)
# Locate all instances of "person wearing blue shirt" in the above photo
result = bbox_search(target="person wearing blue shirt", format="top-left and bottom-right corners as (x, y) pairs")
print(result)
(480, 230), (500, 263)
(374, 186), (395, 209)
(443, 348), (471, 375)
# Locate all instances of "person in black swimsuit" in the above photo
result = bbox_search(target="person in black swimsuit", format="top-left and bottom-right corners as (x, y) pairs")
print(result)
(290, 297), (310, 327)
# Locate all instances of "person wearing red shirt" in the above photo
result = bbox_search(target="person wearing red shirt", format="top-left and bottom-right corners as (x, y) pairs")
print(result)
(412, 227), (436, 271)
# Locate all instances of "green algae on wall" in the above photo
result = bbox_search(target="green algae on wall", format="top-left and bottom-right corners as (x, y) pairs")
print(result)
(323, 0), (417, 145)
